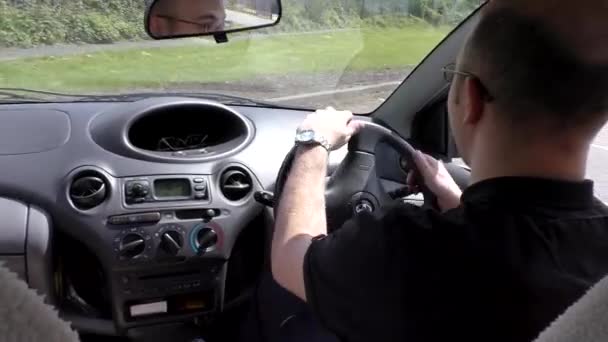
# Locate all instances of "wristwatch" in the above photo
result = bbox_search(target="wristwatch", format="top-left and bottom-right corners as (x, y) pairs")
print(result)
(295, 128), (332, 151)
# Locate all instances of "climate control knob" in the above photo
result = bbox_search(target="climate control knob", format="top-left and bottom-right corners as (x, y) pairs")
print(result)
(159, 231), (183, 256)
(120, 233), (146, 258)
(195, 228), (218, 252)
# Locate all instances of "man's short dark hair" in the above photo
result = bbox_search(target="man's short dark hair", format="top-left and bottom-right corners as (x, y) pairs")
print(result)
(464, 7), (608, 129)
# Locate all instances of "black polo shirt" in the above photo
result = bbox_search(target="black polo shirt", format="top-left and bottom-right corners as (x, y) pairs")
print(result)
(304, 177), (608, 342)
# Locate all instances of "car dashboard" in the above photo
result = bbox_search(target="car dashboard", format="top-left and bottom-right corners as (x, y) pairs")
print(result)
(0, 97), (370, 336)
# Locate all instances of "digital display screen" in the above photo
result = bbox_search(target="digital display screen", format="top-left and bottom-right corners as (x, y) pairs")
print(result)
(154, 179), (191, 198)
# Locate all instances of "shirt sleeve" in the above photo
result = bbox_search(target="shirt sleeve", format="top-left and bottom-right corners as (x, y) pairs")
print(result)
(303, 204), (438, 339)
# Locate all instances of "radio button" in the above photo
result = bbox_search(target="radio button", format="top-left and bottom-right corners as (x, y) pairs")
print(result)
(193, 178), (205, 183)
(137, 212), (161, 223)
(131, 183), (149, 196)
(109, 216), (128, 225)
(195, 193), (207, 200)
(204, 209), (217, 219)
(108, 212), (160, 225)
(194, 185), (206, 191)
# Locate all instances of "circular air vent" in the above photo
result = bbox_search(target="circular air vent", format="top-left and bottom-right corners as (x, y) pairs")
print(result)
(70, 173), (108, 210)
(220, 167), (253, 201)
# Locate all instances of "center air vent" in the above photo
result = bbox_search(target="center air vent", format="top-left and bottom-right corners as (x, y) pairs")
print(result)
(220, 168), (253, 201)
(70, 173), (108, 210)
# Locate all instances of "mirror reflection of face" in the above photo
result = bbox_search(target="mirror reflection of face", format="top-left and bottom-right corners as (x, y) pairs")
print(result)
(150, 0), (226, 37)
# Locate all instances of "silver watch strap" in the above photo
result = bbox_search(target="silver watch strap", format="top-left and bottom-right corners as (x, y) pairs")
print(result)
(315, 136), (332, 151)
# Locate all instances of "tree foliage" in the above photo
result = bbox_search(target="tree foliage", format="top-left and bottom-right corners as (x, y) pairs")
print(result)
(0, 0), (482, 47)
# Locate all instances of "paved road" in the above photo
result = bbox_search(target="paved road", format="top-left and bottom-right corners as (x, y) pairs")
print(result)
(225, 9), (277, 27)
(0, 38), (212, 62)
(0, 29), (359, 62)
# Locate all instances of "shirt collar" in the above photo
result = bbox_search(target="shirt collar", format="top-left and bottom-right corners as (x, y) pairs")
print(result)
(462, 177), (595, 209)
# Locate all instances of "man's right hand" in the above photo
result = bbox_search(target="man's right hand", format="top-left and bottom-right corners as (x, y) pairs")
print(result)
(407, 151), (462, 212)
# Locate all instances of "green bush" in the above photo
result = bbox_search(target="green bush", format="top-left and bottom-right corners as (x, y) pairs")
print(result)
(0, 0), (146, 47)
(86, 14), (122, 43)
(0, 5), (33, 47)
(0, 0), (480, 47)
(29, 6), (68, 45)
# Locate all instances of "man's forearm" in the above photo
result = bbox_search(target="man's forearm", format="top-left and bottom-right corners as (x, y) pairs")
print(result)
(271, 146), (328, 300)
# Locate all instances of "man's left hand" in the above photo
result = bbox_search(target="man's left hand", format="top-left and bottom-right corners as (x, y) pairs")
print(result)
(298, 107), (365, 150)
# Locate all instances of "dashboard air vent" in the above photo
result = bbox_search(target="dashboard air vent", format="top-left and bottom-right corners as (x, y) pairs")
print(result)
(70, 173), (107, 210)
(220, 168), (253, 201)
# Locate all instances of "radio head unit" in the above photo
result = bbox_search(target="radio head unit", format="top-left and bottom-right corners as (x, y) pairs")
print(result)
(125, 176), (209, 204)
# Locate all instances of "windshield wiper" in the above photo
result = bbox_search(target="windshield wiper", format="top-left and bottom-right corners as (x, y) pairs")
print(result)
(74, 92), (304, 109)
(0, 87), (305, 110)
(0, 87), (91, 103)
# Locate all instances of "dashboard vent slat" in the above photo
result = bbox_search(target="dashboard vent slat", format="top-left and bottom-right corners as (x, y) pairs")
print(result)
(69, 173), (108, 210)
(220, 168), (253, 201)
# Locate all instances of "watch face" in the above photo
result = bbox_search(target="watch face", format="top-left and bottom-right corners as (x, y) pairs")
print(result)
(297, 130), (315, 142)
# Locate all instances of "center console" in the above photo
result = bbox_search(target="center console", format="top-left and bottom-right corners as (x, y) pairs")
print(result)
(56, 99), (266, 334)
(109, 204), (230, 328)
(63, 166), (262, 333)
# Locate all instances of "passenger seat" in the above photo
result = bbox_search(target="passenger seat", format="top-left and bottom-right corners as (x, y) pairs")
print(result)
(0, 263), (79, 341)
(535, 275), (608, 342)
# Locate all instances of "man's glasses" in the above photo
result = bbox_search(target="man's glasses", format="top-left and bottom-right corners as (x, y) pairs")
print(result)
(442, 63), (476, 83)
(441, 63), (495, 101)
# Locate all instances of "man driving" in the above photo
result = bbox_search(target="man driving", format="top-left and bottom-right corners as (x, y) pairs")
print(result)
(148, 0), (226, 37)
(270, 0), (608, 341)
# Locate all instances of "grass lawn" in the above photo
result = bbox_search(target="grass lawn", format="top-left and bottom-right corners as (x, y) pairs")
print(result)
(0, 25), (449, 92)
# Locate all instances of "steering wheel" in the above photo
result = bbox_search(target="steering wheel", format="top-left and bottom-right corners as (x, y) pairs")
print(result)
(273, 121), (438, 231)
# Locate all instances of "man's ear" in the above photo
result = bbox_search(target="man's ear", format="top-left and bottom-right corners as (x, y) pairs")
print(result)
(462, 77), (485, 125)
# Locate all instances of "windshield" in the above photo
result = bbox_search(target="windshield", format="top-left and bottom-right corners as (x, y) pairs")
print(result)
(0, 0), (481, 113)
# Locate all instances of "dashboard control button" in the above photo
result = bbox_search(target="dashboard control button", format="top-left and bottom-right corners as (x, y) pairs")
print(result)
(195, 228), (218, 252)
(109, 212), (160, 225)
(132, 183), (145, 195)
(108, 216), (127, 225)
(125, 180), (150, 204)
(193, 178), (205, 183)
(159, 231), (183, 256)
(137, 212), (161, 223)
(195, 193), (207, 200)
(194, 185), (206, 191)
(120, 233), (146, 259)
(204, 209), (216, 219)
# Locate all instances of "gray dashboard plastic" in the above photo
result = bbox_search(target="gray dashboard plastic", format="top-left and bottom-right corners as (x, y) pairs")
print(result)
(0, 109), (70, 155)
(0, 199), (54, 303)
(0, 198), (28, 254)
(26, 205), (55, 304)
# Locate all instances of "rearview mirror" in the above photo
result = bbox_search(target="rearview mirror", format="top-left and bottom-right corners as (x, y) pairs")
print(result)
(145, 0), (281, 41)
